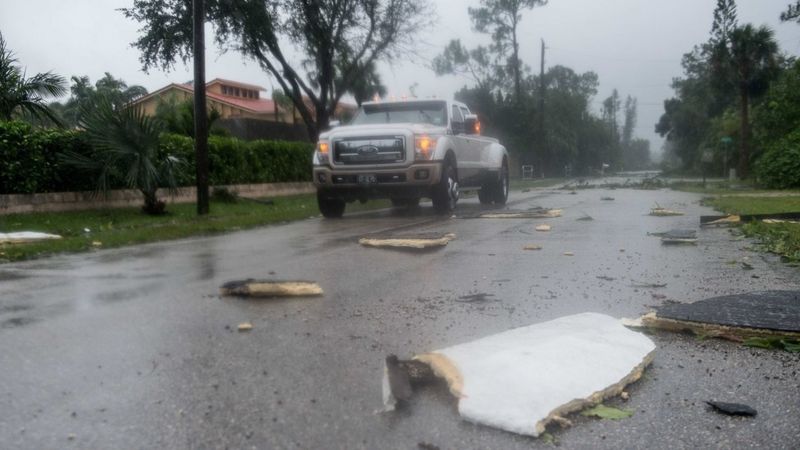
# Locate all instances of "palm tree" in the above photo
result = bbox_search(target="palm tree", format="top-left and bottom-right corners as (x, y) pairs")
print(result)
(728, 25), (779, 178)
(0, 33), (66, 123)
(62, 95), (184, 214)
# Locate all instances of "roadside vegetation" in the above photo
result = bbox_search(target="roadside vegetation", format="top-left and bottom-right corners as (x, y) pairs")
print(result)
(657, 0), (800, 189)
(0, 195), (389, 263)
(703, 194), (800, 262)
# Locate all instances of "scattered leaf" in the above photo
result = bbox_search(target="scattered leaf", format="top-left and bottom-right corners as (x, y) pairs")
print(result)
(580, 404), (633, 420)
(523, 244), (542, 251)
(563, 252), (574, 256)
(540, 432), (557, 444)
(706, 401), (757, 417)
(535, 224), (551, 232)
(237, 322), (253, 332)
(743, 337), (800, 352)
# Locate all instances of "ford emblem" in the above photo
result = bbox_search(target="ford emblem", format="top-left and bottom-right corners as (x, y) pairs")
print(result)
(358, 145), (379, 155)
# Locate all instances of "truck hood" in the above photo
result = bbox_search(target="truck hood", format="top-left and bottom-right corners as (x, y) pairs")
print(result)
(319, 123), (446, 140)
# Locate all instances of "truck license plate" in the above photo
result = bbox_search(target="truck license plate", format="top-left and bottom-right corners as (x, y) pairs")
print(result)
(358, 174), (377, 184)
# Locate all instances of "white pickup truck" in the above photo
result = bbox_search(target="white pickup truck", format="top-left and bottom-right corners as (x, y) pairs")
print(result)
(312, 99), (509, 217)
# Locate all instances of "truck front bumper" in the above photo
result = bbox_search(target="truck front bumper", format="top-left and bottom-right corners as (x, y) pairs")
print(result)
(313, 161), (443, 200)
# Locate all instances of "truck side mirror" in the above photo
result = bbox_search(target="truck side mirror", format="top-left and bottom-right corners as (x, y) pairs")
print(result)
(464, 115), (480, 135)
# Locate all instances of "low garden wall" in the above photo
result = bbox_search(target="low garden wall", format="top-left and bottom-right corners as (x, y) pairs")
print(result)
(0, 182), (315, 215)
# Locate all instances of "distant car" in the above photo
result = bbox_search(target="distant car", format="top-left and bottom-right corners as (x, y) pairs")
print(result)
(312, 99), (509, 217)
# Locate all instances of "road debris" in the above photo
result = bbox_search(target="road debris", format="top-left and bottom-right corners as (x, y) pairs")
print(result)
(220, 280), (323, 298)
(763, 218), (800, 224)
(563, 252), (574, 256)
(625, 291), (800, 342)
(535, 224), (552, 232)
(597, 276), (616, 281)
(601, 197), (615, 201)
(523, 244), (543, 251)
(237, 322), (253, 332)
(576, 214), (594, 221)
(359, 233), (456, 249)
(657, 229), (698, 245)
(475, 208), (562, 219)
(580, 404), (633, 420)
(456, 293), (495, 303)
(0, 232), (62, 244)
(382, 313), (656, 437)
(649, 207), (684, 217)
(706, 401), (757, 417)
(701, 212), (800, 225)
(630, 281), (667, 288)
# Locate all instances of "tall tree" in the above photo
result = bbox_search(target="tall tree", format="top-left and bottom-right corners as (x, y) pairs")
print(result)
(122, 0), (431, 141)
(0, 33), (66, 123)
(468, 0), (547, 100)
(433, 40), (498, 91)
(781, 1), (800, 22)
(55, 73), (148, 126)
(726, 25), (779, 177)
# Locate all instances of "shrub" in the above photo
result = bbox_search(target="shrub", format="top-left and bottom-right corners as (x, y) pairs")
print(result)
(0, 120), (94, 194)
(755, 129), (800, 189)
(157, 133), (313, 185)
(0, 123), (313, 194)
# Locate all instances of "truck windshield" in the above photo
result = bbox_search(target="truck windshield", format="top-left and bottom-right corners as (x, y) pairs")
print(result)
(349, 101), (447, 126)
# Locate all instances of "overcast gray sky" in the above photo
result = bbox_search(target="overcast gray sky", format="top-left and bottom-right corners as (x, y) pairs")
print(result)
(2, 0), (799, 155)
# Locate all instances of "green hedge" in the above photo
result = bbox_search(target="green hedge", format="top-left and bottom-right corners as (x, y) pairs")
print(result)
(755, 128), (800, 189)
(0, 121), (96, 194)
(159, 134), (313, 186)
(0, 122), (313, 194)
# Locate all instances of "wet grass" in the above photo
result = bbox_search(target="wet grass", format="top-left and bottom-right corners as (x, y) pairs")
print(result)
(0, 195), (389, 263)
(704, 195), (800, 262)
(509, 178), (565, 190)
(671, 180), (800, 196)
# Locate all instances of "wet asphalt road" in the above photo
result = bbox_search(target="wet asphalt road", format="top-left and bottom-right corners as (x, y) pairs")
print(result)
(1, 182), (799, 449)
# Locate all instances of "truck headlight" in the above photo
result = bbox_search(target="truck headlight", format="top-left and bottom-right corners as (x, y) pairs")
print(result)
(315, 140), (330, 164)
(414, 135), (439, 160)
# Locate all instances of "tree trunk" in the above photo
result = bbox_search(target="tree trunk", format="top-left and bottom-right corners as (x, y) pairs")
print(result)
(738, 86), (749, 179)
(141, 190), (165, 215)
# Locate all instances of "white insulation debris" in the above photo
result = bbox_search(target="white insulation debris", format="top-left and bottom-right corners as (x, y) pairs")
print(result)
(387, 312), (655, 437)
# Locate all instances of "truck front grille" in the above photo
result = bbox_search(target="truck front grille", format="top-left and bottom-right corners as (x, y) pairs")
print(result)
(333, 136), (405, 165)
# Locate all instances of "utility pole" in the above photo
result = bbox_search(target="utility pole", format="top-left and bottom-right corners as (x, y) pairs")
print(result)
(193, 0), (210, 215)
(539, 39), (546, 176)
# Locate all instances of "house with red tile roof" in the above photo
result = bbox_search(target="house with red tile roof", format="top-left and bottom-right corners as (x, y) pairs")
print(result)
(131, 78), (293, 123)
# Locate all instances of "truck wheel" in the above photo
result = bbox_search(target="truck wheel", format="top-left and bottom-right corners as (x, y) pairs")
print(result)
(317, 192), (345, 218)
(432, 159), (458, 214)
(478, 186), (494, 204)
(492, 160), (509, 205)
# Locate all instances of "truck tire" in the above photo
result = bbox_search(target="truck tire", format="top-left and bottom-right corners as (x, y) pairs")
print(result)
(317, 192), (345, 218)
(479, 160), (509, 205)
(432, 159), (459, 214)
(492, 160), (509, 204)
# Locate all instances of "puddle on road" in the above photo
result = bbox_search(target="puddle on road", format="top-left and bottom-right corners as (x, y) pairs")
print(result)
(0, 304), (33, 314)
(0, 270), (31, 282)
(1, 316), (39, 329)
